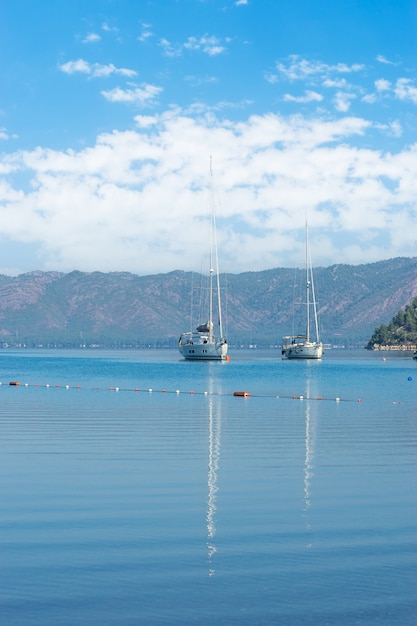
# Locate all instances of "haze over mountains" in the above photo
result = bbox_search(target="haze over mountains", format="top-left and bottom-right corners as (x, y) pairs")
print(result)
(1, 257), (417, 349)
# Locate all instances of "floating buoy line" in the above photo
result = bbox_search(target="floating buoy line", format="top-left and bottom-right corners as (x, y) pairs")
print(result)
(1, 381), (363, 402)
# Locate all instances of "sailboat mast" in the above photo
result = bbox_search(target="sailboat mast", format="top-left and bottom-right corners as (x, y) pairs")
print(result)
(306, 219), (320, 344)
(215, 237), (224, 339)
(309, 241), (320, 344)
(305, 220), (310, 343)
(209, 157), (214, 340)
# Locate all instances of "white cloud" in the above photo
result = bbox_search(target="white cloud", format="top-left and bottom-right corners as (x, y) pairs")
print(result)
(101, 84), (163, 105)
(59, 59), (91, 74)
(184, 75), (218, 87)
(159, 38), (182, 57)
(375, 79), (391, 92)
(268, 56), (417, 116)
(283, 90), (323, 104)
(1, 109), (416, 275)
(367, 77), (417, 105)
(322, 78), (348, 89)
(374, 120), (402, 137)
(0, 161), (18, 174)
(333, 91), (356, 112)
(394, 78), (417, 104)
(0, 128), (18, 142)
(159, 34), (228, 57)
(376, 55), (397, 65)
(388, 120), (402, 137)
(274, 55), (364, 82)
(184, 35), (226, 56)
(102, 23), (119, 33)
(138, 22), (153, 42)
(362, 93), (377, 104)
(82, 32), (101, 44)
(59, 59), (137, 78)
(94, 64), (137, 78)
(134, 115), (159, 128)
(264, 72), (278, 84)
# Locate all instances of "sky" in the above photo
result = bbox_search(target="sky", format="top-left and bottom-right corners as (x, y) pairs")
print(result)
(1, 0), (417, 276)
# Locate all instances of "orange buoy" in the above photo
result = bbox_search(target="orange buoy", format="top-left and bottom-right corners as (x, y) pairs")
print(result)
(9, 381), (20, 386)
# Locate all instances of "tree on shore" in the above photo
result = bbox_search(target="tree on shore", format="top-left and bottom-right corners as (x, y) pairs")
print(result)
(367, 296), (417, 348)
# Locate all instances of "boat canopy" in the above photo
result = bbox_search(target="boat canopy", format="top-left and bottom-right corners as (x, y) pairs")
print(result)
(196, 321), (213, 333)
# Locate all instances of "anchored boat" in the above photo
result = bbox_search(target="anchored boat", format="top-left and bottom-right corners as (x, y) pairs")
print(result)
(282, 221), (323, 360)
(178, 158), (228, 361)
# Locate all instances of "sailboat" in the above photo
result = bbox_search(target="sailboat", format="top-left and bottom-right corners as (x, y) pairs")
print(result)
(178, 158), (228, 361)
(282, 221), (323, 360)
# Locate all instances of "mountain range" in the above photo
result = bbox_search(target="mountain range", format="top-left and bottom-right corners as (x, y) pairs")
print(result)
(1, 257), (417, 349)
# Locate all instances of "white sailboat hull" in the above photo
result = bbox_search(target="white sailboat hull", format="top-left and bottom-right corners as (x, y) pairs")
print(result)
(282, 339), (323, 360)
(178, 332), (228, 360)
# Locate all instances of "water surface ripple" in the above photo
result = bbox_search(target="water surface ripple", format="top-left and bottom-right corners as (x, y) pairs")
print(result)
(1, 349), (416, 625)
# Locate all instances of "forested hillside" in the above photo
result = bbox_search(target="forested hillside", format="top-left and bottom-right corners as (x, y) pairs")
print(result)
(366, 296), (417, 349)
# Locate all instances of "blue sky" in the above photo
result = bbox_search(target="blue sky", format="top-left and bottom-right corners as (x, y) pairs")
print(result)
(1, 0), (417, 276)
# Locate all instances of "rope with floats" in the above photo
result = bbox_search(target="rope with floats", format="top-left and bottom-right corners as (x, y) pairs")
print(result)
(3, 381), (363, 402)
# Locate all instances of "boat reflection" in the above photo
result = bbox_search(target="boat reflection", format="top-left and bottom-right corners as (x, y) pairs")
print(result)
(206, 390), (221, 577)
(303, 367), (318, 546)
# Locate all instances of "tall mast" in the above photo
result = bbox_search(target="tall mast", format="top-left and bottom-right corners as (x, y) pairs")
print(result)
(306, 219), (320, 344)
(209, 156), (214, 340)
(305, 220), (310, 343)
(309, 240), (320, 345)
(208, 156), (224, 341)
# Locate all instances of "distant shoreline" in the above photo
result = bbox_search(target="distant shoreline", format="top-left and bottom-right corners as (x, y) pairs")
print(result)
(371, 344), (417, 351)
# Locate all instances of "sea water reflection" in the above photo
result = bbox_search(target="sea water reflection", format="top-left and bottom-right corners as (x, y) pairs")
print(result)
(303, 374), (315, 520)
(0, 349), (416, 625)
(206, 393), (221, 577)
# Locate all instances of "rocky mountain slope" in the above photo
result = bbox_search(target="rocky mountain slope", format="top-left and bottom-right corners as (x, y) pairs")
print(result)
(1, 257), (417, 348)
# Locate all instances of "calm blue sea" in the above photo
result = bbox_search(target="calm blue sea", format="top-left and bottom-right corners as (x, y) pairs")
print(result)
(1, 348), (416, 625)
